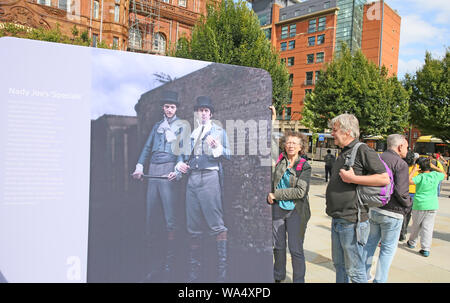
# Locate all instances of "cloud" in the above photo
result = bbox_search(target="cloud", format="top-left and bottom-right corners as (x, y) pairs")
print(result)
(399, 15), (444, 47)
(89, 49), (211, 119)
(388, 0), (450, 24)
(397, 58), (423, 78)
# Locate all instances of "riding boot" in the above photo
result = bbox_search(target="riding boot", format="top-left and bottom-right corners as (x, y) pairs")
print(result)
(162, 231), (176, 283)
(216, 232), (228, 283)
(188, 238), (202, 283)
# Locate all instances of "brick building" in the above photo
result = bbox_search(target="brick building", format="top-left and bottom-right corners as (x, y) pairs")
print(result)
(0, 0), (209, 53)
(250, 0), (401, 132)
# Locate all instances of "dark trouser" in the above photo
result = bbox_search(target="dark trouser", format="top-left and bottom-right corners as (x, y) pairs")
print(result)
(400, 194), (414, 239)
(325, 165), (333, 182)
(272, 203), (306, 283)
(186, 170), (227, 237)
(145, 162), (178, 234)
(144, 162), (178, 282)
(186, 170), (228, 282)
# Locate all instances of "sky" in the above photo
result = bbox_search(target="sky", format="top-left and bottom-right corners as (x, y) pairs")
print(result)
(91, 49), (210, 119)
(376, 0), (449, 79)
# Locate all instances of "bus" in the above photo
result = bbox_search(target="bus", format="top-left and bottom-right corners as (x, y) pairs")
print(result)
(414, 136), (450, 157)
(303, 133), (339, 161)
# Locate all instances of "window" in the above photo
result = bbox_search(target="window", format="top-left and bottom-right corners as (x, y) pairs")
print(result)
(305, 72), (313, 85)
(308, 19), (316, 33)
(317, 34), (325, 45)
(280, 14), (287, 21)
(263, 28), (271, 40)
(288, 40), (295, 50)
(259, 13), (270, 26)
(178, 0), (186, 7)
(153, 32), (167, 54)
(92, 34), (98, 47)
(58, 0), (70, 12)
(287, 57), (295, 66)
(308, 6), (314, 13)
(289, 74), (293, 85)
(113, 37), (119, 49)
(114, 4), (120, 22)
(289, 24), (296, 37)
(280, 42), (287, 51)
(38, 0), (51, 6)
(281, 26), (288, 39)
(305, 89), (312, 95)
(318, 17), (326, 31)
(162, 0), (170, 3)
(308, 36), (315, 46)
(315, 71), (321, 82)
(93, 1), (99, 19)
(284, 107), (291, 120)
(129, 28), (142, 49)
(295, 10), (301, 17)
(307, 54), (314, 64)
(316, 52), (324, 63)
(324, 1), (330, 9)
(288, 91), (292, 104)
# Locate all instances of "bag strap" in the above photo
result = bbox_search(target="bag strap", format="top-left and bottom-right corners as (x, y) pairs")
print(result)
(345, 142), (365, 244)
(345, 142), (364, 168)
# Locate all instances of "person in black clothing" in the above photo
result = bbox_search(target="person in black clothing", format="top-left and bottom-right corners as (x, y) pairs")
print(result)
(324, 149), (336, 182)
(326, 113), (389, 283)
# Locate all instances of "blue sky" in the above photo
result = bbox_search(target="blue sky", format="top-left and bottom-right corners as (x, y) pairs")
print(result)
(91, 49), (210, 119)
(377, 0), (449, 79)
(245, 0), (448, 79)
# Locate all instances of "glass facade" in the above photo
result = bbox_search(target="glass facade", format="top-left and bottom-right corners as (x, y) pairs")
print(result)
(335, 0), (365, 53)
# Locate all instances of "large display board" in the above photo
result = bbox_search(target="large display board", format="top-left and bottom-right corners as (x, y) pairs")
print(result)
(0, 37), (273, 283)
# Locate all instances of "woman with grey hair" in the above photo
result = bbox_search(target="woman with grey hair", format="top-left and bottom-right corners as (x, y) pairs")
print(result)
(267, 130), (311, 283)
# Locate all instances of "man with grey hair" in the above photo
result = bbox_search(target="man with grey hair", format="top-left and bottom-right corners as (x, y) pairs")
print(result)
(326, 113), (389, 283)
(363, 134), (412, 282)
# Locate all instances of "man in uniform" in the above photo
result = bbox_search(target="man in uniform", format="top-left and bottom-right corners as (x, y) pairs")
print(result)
(132, 90), (184, 282)
(176, 96), (231, 282)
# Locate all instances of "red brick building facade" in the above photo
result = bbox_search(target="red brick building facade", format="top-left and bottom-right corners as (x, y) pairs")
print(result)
(253, 0), (401, 132)
(0, 0), (209, 53)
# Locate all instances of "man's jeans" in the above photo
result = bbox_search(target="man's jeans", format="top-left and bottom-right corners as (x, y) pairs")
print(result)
(363, 211), (403, 283)
(331, 218), (369, 283)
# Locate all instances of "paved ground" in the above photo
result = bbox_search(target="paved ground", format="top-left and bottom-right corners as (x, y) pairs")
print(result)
(282, 160), (450, 283)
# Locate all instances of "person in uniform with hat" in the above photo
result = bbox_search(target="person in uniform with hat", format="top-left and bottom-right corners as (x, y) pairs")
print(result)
(176, 96), (231, 282)
(132, 90), (184, 282)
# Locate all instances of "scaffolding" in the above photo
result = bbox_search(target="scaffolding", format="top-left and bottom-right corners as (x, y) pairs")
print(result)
(128, 0), (161, 53)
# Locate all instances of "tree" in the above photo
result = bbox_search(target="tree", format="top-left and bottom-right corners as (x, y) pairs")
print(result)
(172, 0), (290, 113)
(0, 22), (97, 48)
(302, 44), (410, 138)
(403, 49), (450, 142)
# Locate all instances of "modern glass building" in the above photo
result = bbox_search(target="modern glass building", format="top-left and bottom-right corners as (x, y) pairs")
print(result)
(335, 0), (366, 53)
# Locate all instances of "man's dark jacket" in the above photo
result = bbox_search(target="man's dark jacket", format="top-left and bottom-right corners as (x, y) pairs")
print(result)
(379, 149), (412, 215)
(326, 139), (387, 223)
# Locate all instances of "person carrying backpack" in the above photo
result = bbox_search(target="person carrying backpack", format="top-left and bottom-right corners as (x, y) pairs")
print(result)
(363, 134), (412, 283)
(324, 149), (336, 182)
(326, 114), (389, 283)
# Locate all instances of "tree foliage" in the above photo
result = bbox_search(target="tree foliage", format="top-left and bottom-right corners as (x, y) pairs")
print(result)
(302, 44), (409, 138)
(172, 0), (290, 113)
(0, 23), (109, 48)
(403, 49), (450, 142)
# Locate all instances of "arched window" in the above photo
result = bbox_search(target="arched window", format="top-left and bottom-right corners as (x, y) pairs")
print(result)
(153, 32), (166, 54)
(129, 27), (142, 50)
